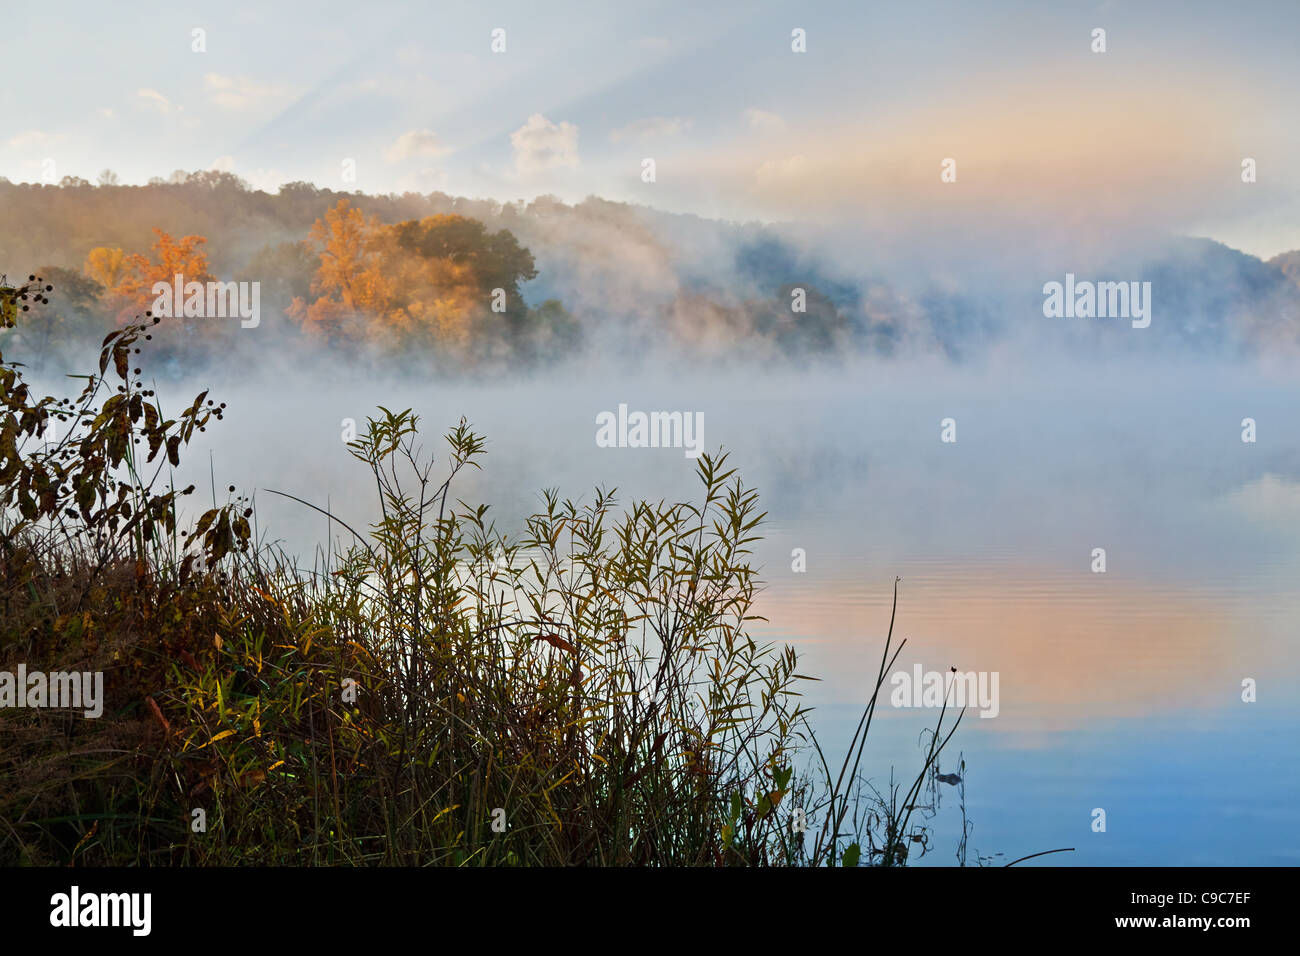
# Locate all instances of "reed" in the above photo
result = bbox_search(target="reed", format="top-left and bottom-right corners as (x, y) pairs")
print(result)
(0, 293), (960, 866)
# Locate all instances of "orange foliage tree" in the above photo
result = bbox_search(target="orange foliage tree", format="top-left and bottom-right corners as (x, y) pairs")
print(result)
(290, 199), (538, 354)
(287, 199), (389, 341)
(111, 229), (215, 323)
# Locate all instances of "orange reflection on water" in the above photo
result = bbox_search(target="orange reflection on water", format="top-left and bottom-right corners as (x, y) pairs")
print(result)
(755, 562), (1282, 734)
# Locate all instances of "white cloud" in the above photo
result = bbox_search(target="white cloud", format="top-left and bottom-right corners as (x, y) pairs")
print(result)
(610, 116), (690, 143)
(99, 107), (115, 120)
(745, 109), (787, 134)
(384, 128), (452, 163)
(203, 73), (287, 110)
(511, 114), (580, 175)
(136, 89), (178, 113)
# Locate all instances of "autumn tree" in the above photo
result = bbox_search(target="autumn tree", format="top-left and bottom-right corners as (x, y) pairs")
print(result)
(285, 200), (389, 342)
(307, 199), (385, 309)
(291, 200), (541, 356)
(83, 246), (127, 290)
(113, 229), (214, 317)
(388, 214), (537, 314)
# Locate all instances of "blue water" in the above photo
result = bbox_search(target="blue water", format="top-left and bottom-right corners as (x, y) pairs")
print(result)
(205, 356), (1300, 865)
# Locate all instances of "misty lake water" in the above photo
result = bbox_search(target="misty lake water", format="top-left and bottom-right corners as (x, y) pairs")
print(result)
(173, 355), (1300, 866)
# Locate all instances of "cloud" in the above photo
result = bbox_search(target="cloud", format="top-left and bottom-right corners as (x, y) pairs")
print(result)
(610, 116), (690, 143)
(511, 114), (580, 175)
(136, 89), (178, 113)
(203, 73), (287, 110)
(384, 129), (452, 163)
(650, 71), (1260, 232)
(744, 109), (787, 134)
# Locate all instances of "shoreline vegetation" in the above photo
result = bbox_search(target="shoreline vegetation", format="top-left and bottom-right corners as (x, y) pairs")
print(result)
(0, 175), (856, 378)
(9, 175), (1297, 382)
(1, 278), (962, 867)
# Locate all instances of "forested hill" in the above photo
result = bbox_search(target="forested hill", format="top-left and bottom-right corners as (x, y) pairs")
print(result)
(3, 173), (1299, 375)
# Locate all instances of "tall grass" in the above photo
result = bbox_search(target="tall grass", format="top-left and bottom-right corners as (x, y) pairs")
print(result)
(0, 290), (961, 866)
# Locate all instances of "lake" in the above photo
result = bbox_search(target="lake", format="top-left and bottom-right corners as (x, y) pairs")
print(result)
(190, 353), (1300, 865)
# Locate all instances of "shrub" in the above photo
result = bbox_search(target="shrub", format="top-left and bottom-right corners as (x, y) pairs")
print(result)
(0, 278), (959, 866)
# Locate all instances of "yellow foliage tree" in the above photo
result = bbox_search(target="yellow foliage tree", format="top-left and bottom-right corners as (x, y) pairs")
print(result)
(82, 246), (127, 291)
(288, 199), (391, 341)
(290, 200), (538, 355)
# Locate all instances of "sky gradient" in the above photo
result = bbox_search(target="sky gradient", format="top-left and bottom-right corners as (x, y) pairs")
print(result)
(4, 0), (1298, 257)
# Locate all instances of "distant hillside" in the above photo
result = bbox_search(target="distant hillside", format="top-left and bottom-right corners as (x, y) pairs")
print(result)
(2, 174), (1298, 372)
(1270, 250), (1300, 287)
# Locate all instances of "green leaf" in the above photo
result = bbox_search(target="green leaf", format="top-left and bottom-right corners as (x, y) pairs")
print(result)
(842, 843), (861, 868)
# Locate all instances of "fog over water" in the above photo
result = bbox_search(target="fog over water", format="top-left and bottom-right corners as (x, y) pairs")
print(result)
(7, 0), (1300, 877)
(14, 182), (1300, 865)
(97, 348), (1296, 866)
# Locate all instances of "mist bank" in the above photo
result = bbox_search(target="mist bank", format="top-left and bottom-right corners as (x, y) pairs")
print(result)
(42, 352), (1285, 581)
(3, 177), (1300, 381)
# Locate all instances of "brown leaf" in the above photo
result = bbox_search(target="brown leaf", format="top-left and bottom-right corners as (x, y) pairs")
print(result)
(535, 632), (577, 654)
